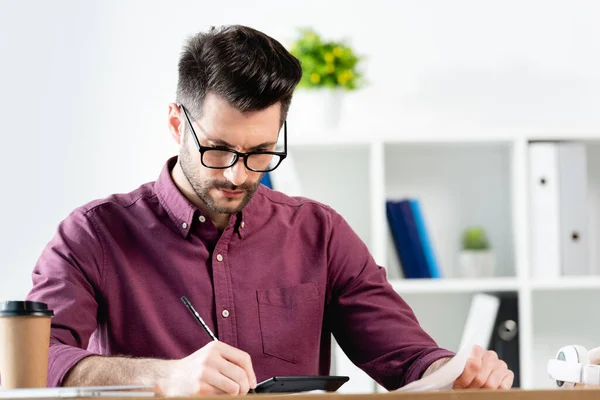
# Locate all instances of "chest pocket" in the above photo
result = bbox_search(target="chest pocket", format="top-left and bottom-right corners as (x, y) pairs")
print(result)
(256, 282), (322, 364)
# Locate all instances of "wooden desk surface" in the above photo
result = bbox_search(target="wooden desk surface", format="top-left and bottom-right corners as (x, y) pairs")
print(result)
(193, 388), (600, 400)
(59, 388), (600, 400)
(3, 388), (600, 400)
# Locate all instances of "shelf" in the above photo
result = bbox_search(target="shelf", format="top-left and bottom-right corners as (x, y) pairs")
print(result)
(389, 277), (521, 294)
(291, 134), (373, 147)
(290, 131), (515, 147)
(289, 129), (600, 147)
(389, 277), (600, 293)
(530, 276), (600, 291)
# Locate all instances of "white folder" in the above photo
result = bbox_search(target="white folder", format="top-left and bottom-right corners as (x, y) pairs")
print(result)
(529, 142), (562, 279)
(458, 293), (500, 352)
(557, 143), (589, 275)
(528, 141), (589, 278)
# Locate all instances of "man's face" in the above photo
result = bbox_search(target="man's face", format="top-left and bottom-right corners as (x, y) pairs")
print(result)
(178, 93), (281, 215)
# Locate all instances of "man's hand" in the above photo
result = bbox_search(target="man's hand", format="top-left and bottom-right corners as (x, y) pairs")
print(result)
(159, 341), (257, 396)
(452, 345), (514, 389)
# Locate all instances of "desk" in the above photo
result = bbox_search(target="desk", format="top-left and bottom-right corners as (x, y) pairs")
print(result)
(186, 388), (600, 400)
(2, 389), (600, 400)
(207, 389), (599, 400)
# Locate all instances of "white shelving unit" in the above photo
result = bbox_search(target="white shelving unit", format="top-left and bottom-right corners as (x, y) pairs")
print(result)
(285, 129), (600, 392)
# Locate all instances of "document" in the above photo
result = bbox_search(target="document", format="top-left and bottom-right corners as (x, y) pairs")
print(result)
(394, 343), (472, 392)
(394, 292), (501, 392)
(0, 385), (155, 398)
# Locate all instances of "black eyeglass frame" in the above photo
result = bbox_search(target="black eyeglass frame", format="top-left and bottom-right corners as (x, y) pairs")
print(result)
(178, 103), (287, 173)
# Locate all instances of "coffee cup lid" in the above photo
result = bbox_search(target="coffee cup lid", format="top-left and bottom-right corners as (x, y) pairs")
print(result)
(0, 301), (54, 317)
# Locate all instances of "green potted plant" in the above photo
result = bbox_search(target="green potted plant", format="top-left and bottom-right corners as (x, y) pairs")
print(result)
(459, 226), (496, 278)
(288, 28), (364, 130)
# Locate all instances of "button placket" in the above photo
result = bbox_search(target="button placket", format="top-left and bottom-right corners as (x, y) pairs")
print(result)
(211, 230), (237, 346)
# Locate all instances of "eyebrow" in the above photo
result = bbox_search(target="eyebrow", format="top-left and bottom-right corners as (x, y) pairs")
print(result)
(206, 137), (277, 151)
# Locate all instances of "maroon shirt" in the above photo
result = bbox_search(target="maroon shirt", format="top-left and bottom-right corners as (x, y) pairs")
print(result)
(26, 156), (454, 390)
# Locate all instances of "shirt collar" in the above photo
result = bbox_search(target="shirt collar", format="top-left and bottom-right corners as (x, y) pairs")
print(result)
(154, 156), (258, 239)
(154, 156), (197, 238)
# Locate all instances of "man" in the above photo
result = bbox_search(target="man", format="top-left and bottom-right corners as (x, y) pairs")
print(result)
(26, 25), (513, 396)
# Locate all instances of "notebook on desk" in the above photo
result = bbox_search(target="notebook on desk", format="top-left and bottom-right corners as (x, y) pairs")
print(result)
(0, 385), (155, 398)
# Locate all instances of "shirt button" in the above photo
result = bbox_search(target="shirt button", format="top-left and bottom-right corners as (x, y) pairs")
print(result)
(222, 310), (229, 318)
(199, 215), (206, 223)
(241, 221), (245, 228)
(216, 254), (223, 262)
(181, 222), (188, 229)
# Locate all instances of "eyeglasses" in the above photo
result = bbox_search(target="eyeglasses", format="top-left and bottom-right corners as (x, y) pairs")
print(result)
(178, 104), (287, 173)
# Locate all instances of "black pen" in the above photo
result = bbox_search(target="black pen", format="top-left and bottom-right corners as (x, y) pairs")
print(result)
(181, 296), (257, 394)
(181, 296), (219, 341)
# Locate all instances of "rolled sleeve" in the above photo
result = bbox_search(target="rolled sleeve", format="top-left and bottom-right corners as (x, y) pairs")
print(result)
(401, 348), (456, 387)
(26, 208), (104, 387)
(47, 342), (97, 387)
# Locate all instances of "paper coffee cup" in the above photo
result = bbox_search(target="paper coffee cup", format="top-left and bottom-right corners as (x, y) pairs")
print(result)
(0, 301), (53, 389)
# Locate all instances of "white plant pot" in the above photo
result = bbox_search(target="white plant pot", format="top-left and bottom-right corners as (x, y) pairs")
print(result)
(459, 250), (496, 278)
(288, 88), (344, 132)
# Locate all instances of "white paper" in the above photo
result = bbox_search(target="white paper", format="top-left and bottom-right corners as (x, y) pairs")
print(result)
(0, 385), (155, 398)
(394, 343), (472, 392)
(458, 293), (500, 351)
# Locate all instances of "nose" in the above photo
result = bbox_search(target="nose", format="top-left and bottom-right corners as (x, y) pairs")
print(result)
(223, 157), (248, 187)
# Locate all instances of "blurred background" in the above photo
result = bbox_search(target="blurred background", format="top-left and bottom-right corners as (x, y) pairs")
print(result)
(2, 0), (600, 392)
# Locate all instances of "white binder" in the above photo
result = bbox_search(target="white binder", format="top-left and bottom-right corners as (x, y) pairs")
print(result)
(529, 142), (562, 279)
(557, 143), (589, 275)
(458, 293), (500, 352)
(528, 141), (589, 278)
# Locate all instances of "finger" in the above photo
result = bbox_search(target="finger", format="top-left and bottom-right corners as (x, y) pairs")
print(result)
(468, 351), (498, 388)
(470, 345), (485, 358)
(454, 349), (498, 389)
(215, 357), (251, 394)
(483, 362), (508, 389)
(453, 356), (481, 389)
(217, 343), (257, 388)
(452, 345), (486, 388)
(197, 382), (229, 396)
(500, 371), (515, 389)
(200, 367), (241, 396)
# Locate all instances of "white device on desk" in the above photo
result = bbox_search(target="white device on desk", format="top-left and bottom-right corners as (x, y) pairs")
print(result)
(547, 345), (600, 388)
(0, 385), (155, 398)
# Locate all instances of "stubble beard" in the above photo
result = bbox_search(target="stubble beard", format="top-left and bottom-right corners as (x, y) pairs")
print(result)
(179, 138), (262, 215)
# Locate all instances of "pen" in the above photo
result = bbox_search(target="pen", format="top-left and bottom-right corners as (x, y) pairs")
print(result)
(181, 296), (219, 342)
(181, 296), (257, 394)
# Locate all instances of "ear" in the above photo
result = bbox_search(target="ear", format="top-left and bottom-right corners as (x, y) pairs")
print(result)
(168, 102), (183, 145)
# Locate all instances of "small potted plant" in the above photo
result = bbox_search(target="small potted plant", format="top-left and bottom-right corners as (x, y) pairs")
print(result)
(288, 28), (364, 130)
(458, 226), (496, 278)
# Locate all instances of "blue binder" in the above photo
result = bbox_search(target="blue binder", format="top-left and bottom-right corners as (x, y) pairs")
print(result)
(386, 199), (441, 279)
(260, 172), (273, 189)
(386, 201), (420, 278)
(397, 200), (431, 278)
(409, 199), (441, 278)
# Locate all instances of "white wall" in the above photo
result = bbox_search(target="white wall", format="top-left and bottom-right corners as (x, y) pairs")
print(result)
(1, 0), (600, 299)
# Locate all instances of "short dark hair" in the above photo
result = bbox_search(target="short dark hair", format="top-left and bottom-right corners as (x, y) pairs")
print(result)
(176, 25), (302, 125)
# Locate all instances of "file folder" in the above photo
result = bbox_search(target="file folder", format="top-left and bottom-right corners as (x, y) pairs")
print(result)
(528, 141), (589, 277)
